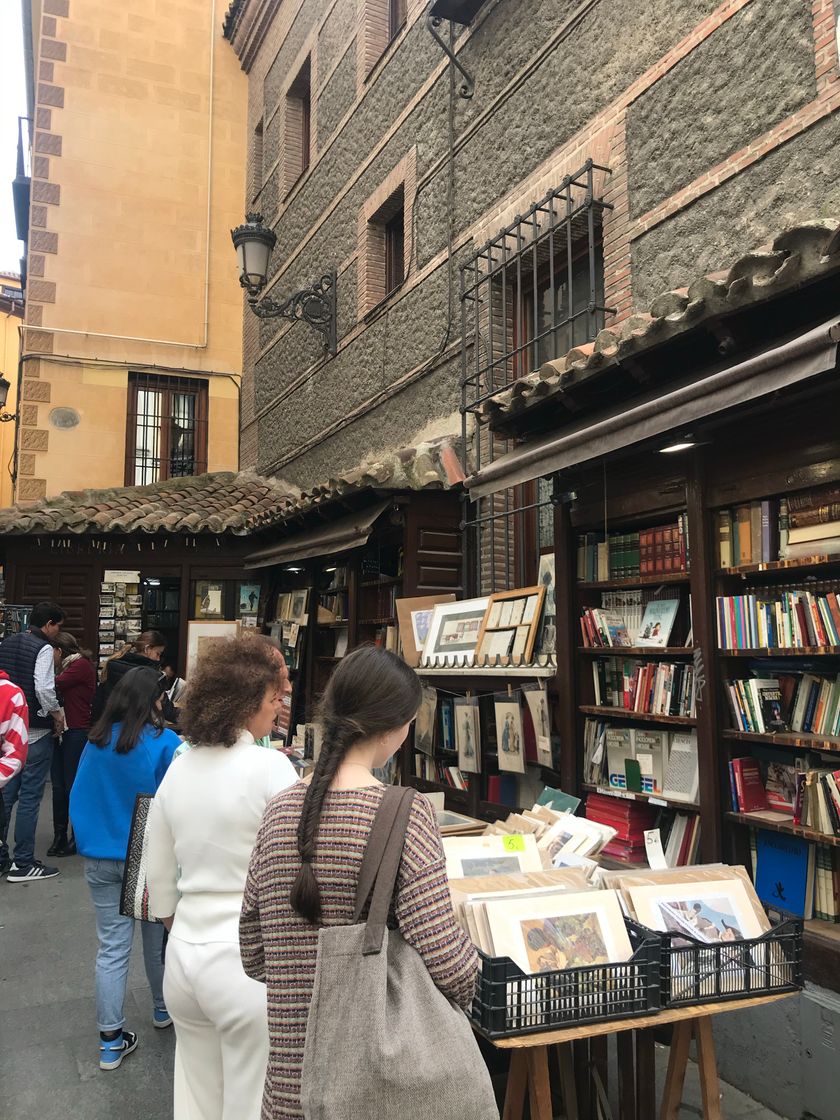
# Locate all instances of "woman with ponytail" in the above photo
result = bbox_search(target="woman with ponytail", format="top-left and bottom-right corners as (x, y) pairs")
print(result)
(240, 646), (478, 1119)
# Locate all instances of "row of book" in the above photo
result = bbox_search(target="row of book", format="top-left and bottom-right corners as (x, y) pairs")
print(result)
(371, 624), (399, 652)
(582, 719), (700, 803)
(318, 590), (348, 620)
(362, 581), (399, 620)
(716, 584), (840, 649)
(716, 484), (840, 568)
(580, 596), (684, 649)
(413, 754), (470, 789)
(724, 673), (840, 738)
(784, 482), (840, 561)
(731, 755), (840, 839)
(584, 791), (700, 866)
(576, 515), (688, 582)
(592, 657), (696, 718)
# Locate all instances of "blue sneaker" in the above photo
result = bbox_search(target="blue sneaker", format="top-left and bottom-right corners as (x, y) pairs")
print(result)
(99, 1030), (138, 1070)
(152, 1007), (172, 1029)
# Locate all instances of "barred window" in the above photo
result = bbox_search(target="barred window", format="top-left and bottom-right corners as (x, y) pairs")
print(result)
(126, 374), (208, 486)
(285, 57), (312, 193)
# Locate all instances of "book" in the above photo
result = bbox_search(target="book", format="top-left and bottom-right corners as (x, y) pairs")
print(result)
(717, 510), (733, 568)
(632, 728), (668, 794)
(754, 828), (814, 918)
(764, 761), (798, 813)
(662, 731), (699, 803)
(735, 505), (752, 565)
(730, 757), (768, 813)
(636, 599), (680, 647)
(605, 727), (633, 790)
(788, 519), (840, 545)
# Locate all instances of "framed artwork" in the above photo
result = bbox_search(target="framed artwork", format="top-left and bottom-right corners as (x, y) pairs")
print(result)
(442, 833), (542, 881)
(421, 598), (489, 667)
(454, 696), (481, 774)
(395, 594), (456, 667)
(239, 583), (261, 615)
(475, 586), (544, 667)
(289, 589), (309, 624)
(483, 889), (632, 975)
(186, 620), (240, 675)
(414, 685), (438, 756)
(521, 682), (553, 767)
(536, 553), (556, 656)
(625, 878), (766, 945)
(195, 580), (224, 619)
(494, 694), (526, 774)
(439, 696), (455, 752)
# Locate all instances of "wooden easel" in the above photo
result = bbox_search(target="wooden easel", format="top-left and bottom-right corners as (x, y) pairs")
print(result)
(490, 992), (794, 1120)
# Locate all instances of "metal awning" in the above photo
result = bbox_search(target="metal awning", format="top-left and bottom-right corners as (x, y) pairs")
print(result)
(466, 319), (840, 500)
(244, 499), (392, 568)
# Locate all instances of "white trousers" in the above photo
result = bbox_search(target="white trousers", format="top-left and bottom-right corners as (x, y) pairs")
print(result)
(164, 935), (269, 1120)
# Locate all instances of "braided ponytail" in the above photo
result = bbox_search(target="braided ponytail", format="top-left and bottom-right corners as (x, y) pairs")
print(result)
(289, 646), (422, 924)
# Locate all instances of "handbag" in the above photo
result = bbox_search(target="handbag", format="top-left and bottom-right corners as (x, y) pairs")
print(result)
(300, 786), (499, 1120)
(119, 793), (159, 923)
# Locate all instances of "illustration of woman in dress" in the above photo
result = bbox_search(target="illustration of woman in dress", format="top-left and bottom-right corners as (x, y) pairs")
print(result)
(501, 713), (512, 753)
(462, 713), (474, 758)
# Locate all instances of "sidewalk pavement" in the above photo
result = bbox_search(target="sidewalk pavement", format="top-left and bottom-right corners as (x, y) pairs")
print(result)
(0, 786), (789, 1119)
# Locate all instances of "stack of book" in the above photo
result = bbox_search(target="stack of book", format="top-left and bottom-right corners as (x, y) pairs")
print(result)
(585, 791), (659, 864)
(724, 673), (840, 737)
(785, 484), (840, 561)
(414, 755), (470, 789)
(729, 754), (840, 836)
(576, 515), (688, 582)
(716, 583), (840, 648)
(592, 657), (696, 717)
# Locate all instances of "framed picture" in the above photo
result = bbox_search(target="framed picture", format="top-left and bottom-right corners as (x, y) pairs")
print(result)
(100, 582), (115, 594)
(441, 833), (542, 881)
(625, 878), (767, 945)
(195, 580), (224, 619)
(483, 889), (633, 975)
(421, 597), (490, 667)
(521, 682), (553, 768)
(454, 696), (481, 774)
(186, 620), (240, 675)
(439, 696), (455, 752)
(239, 583), (261, 616)
(289, 589), (309, 624)
(536, 553), (556, 656)
(475, 586), (545, 667)
(414, 685), (438, 756)
(395, 594), (456, 667)
(494, 694), (526, 774)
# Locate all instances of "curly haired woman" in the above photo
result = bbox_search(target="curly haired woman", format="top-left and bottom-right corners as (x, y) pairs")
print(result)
(146, 636), (298, 1120)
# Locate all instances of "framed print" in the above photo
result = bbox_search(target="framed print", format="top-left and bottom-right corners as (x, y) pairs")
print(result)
(186, 620), (240, 675)
(454, 695), (481, 774)
(439, 696), (455, 752)
(536, 554), (556, 656)
(414, 685), (438, 756)
(289, 589), (309, 624)
(521, 682), (553, 768)
(239, 583), (261, 615)
(441, 834), (542, 881)
(421, 598), (489, 667)
(476, 586), (544, 667)
(494, 694), (526, 774)
(195, 580), (224, 619)
(625, 878), (766, 944)
(395, 594), (457, 667)
(100, 582), (115, 594)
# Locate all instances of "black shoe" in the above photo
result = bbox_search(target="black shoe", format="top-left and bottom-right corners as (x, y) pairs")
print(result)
(64, 838), (77, 856)
(47, 833), (68, 857)
(7, 860), (60, 882)
(0, 857), (10, 875)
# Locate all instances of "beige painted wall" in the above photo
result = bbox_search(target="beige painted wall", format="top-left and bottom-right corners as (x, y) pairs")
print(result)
(18, 0), (247, 502)
(0, 278), (23, 509)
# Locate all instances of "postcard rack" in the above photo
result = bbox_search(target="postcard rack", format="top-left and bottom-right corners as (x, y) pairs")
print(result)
(627, 914), (803, 1009)
(470, 922), (661, 1039)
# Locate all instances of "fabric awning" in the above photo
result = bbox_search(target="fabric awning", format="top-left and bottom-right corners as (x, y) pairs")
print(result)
(466, 319), (840, 500)
(245, 499), (392, 568)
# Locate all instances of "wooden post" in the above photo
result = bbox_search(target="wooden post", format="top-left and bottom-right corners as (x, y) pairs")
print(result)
(660, 1020), (692, 1120)
(694, 1017), (722, 1120)
(502, 1050), (528, 1120)
(616, 1031), (636, 1120)
(553, 476), (578, 792)
(526, 1046), (554, 1120)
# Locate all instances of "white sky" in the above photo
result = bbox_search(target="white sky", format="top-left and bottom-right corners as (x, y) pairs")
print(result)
(0, 1), (27, 276)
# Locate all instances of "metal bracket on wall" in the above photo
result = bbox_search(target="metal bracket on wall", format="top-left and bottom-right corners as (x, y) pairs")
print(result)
(426, 16), (475, 98)
(248, 270), (337, 356)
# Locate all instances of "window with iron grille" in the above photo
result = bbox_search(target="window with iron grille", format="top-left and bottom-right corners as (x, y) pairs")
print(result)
(459, 161), (612, 594)
(126, 374), (208, 486)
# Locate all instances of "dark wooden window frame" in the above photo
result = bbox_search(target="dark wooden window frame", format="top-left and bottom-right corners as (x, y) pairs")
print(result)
(385, 204), (405, 296)
(389, 0), (407, 42)
(125, 373), (209, 487)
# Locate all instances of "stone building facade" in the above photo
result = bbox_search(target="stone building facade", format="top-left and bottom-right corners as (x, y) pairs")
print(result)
(224, 0), (840, 495)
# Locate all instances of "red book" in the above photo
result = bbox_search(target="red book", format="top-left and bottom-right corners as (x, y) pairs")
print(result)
(731, 757), (767, 812)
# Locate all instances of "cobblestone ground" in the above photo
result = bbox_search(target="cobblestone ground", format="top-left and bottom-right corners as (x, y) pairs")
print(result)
(0, 786), (789, 1119)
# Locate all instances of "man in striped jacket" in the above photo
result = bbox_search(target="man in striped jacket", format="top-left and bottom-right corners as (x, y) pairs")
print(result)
(0, 671), (29, 863)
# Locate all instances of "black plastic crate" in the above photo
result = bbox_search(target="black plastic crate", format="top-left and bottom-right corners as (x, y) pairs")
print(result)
(626, 915), (803, 1009)
(470, 921), (661, 1039)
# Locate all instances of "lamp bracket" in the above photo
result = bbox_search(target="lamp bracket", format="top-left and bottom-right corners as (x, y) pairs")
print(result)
(245, 270), (337, 356)
(426, 15), (475, 98)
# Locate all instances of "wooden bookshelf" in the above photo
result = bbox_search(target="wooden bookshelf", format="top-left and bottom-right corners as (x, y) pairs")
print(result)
(578, 646), (695, 657)
(718, 647), (840, 657)
(722, 729), (840, 753)
(576, 572), (690, 590)
(582, 783), (700, 812)
(725, 811), (840, 848)
(579, 705), (697, 727)
(717, 557), (840, 578)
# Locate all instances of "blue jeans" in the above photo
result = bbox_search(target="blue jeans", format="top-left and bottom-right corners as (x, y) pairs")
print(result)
(84, 858), (167, 1032)
(0, 733), (54, 866)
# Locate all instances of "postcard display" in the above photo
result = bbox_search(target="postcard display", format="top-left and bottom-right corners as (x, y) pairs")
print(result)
(269, 589), (311, 743)
(99, 571), (143, 674)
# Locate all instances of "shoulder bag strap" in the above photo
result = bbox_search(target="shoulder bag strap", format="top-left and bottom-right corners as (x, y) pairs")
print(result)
(352, 785), (405, 923)
(358, 786), (417, 955)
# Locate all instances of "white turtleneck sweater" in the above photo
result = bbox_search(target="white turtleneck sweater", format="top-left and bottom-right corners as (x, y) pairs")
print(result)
(146, 731), (298, 943)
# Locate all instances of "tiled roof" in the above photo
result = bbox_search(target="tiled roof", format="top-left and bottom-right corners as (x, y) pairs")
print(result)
(480, 219), (840, 427)
(0, 436), (466, 536)
(0, 472), (293, 536)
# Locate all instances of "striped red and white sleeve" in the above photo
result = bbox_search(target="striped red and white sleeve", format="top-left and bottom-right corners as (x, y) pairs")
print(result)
(0, 679), (29, 787)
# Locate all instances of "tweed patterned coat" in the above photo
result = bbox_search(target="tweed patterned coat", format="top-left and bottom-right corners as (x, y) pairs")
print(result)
(240, 782), (478, 1120)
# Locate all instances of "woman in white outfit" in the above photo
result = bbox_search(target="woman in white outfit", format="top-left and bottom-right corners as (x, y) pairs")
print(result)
(147, 636), (297, 1120)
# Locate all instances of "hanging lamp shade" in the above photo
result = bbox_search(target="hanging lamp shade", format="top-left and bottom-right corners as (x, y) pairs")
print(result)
(231, 213), (277, 291)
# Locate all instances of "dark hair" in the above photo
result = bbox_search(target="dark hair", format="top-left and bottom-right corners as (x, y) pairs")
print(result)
(53, 631), (79, 655)
(178, 635), (286, 748)
(291, 646), (422, 925)
(101, 630), (167, 682)
(89, 667), (164, 754)
(30, 601), (65, 628)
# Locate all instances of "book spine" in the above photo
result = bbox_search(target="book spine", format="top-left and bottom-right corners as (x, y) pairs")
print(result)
(779, 497), (789, 560)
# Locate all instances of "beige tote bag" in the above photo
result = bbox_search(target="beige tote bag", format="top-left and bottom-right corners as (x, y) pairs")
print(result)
(300, 786), (499, 1120)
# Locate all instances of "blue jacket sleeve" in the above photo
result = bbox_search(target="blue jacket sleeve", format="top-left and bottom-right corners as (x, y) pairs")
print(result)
(153, 729), (181, 789)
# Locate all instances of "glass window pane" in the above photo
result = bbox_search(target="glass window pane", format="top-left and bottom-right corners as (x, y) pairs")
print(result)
(169, 391), (196, 477)
(134, 387), (162, 486)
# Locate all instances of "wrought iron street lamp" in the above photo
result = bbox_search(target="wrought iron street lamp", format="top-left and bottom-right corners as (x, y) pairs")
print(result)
(0, 376), (16, 423)
(231, 213), (336, 356)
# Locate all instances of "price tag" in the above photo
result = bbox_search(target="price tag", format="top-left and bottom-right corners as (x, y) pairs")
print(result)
(644, 828), (669, 870)
(503, 834), (526, 852)
(603, 788), (634, 800)
(648, 797), (668, 807)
